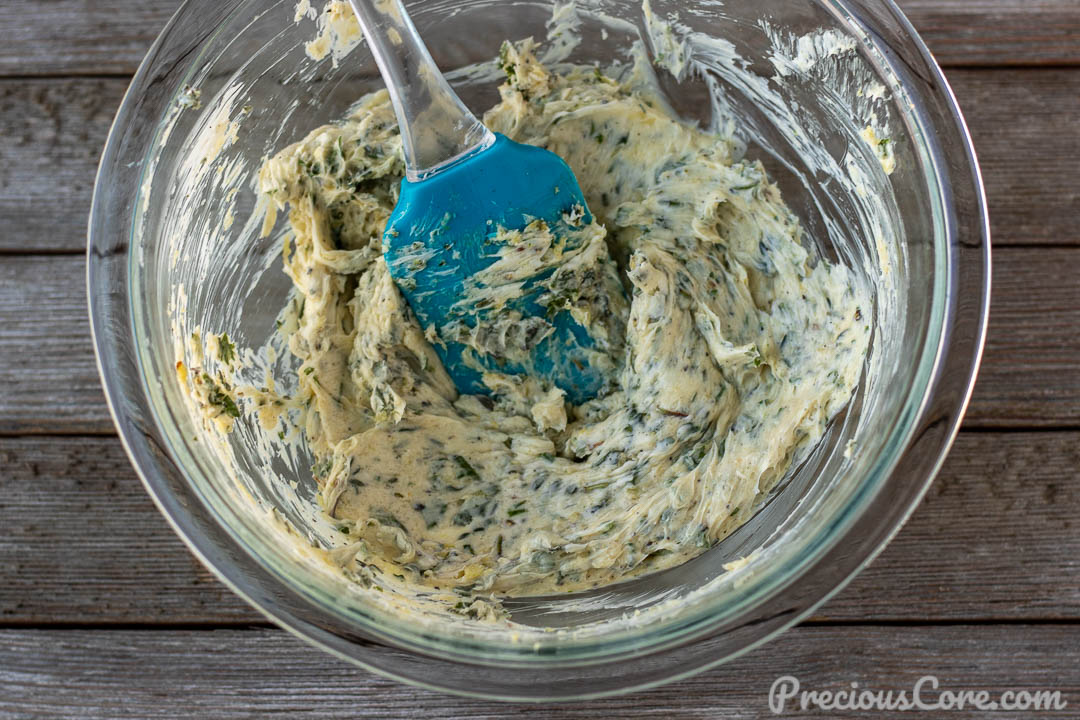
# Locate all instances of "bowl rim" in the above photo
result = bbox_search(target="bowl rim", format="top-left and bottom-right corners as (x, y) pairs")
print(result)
(88, 0), (990, 700)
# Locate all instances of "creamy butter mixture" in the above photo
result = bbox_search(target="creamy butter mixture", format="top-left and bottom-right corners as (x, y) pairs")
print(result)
(252, 40), (869, 611)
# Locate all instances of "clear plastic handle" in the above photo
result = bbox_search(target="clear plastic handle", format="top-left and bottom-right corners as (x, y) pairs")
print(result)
(347, 0), (494, 182)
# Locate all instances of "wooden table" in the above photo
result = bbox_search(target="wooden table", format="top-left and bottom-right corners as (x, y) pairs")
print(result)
(2, 1), (1078, 717)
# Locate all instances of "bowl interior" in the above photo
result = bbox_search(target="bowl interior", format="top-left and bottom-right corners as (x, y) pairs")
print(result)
(126, 0), (945, 667)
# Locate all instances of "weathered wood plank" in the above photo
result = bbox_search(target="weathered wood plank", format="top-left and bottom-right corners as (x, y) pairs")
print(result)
(816, 430), (1080, 621)
(4, 69), (1077, 253)
(2, 431), (1077, 625)
(0, 1), (177, 78)
(949, 69), (1080, 248)
(0, 79), (128, 255)
(898, 0), (1080, 67)
(967, 246), (1080, 429)
(0, 436), (256, 624)
(0, 625), (1076, 717)
(0, 257), (109, 435)
(4, 245), (1074, 434)
(1, 0), (1078, 78)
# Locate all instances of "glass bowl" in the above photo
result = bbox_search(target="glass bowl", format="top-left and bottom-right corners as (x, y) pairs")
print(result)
(88, 0), (989, 701)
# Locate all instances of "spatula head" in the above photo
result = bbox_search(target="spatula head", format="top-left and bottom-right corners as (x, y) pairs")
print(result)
(383, 133), (617, 403)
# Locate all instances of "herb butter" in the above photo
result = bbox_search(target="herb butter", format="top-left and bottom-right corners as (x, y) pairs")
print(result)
(250, 39), (870, 617)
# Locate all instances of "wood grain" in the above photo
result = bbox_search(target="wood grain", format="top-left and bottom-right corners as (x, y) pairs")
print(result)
(949, 69), (1080, 247)
(3, 245), (1076, 434)
(898, 0), (1080, 67)
(0, 436), (255, 625)
(0, 624), (1077, 717)
(819, 430), (1080, 621)
(4, 69), (1078, 253)
(0, 257), (108, 435)
(2, 431), (1077, 625)
(0, 79), (128, 255)
(0, 1), (178, 78)
(1, 0), (1078, 78)
(968, 246), (1080, 428)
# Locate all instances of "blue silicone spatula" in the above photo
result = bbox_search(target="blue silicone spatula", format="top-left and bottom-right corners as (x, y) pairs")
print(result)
(347, 0), (617, 404)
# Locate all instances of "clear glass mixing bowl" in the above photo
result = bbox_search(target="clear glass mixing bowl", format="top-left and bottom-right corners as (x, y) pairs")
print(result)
(88, 0), (989, 701)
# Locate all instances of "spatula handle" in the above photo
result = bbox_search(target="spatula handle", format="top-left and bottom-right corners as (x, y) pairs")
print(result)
(347, 0), (494, 182)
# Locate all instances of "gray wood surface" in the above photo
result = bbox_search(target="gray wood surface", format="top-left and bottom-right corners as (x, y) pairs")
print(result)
(969, 246), (1080, 428)
(0, 79), (127, 255)
(952, 68), (1080, 247)
(1, 0), (1078, 77)
(898, 0), (1080, 66)
(0, 436), (250, 625)
(1, 625), (1077, 718)
(0, 256), (107, 435)
(3, 431), (1078, 626)
(4, 247), (1077, 434)
(1, 0), (1078, 716)
(3, 69), (1078, 253)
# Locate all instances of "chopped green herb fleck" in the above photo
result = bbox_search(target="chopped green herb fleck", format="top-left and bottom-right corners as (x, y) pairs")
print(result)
(453, 455), (481, 481)
(217, 333), (236, 364)
(203, 374), (240, 418)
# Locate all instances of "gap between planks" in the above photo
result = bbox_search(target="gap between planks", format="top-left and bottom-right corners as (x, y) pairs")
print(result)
(1, 0), (1079, 77)
(2, 431), (1077, 625)
(0, 625), (1077, 719)
(6, 246), (1079, 434)
(5, 617), (1080, 632)
(1, 69), (1079, 253)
